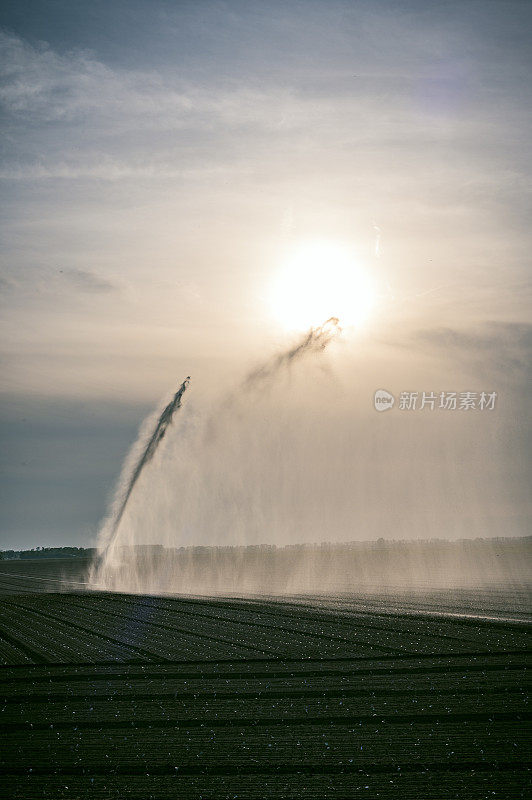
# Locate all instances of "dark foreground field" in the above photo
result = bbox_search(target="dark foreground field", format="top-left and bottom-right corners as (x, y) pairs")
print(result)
(0, 559), (530, 799)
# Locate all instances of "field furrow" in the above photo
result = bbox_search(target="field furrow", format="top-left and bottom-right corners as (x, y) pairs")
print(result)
(0, 561), (529, 799)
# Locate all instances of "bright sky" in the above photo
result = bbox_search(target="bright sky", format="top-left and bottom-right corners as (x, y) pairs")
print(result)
(0, 0), (530, 548)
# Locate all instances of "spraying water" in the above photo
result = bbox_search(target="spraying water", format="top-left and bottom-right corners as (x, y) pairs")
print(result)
(243, 317), (339, 388)
(89, 318), (342, 590)
(88, 315), (530, 595)
(101, 376), (190, 557)
(92, 377), (191, 565)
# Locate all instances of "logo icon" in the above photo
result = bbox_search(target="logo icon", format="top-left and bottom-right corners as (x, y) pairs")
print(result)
(374, 389), (395, 412)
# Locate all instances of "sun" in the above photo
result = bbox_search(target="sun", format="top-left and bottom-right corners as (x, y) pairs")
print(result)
(271, 240), (376, 331)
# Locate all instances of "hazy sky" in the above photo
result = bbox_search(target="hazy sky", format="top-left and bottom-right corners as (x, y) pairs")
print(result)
(0, 0), (530, 549)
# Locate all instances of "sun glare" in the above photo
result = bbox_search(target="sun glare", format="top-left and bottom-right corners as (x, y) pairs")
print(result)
(271, 241), (376, 331)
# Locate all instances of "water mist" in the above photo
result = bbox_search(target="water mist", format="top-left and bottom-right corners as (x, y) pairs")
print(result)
(88, 317), (531, 596)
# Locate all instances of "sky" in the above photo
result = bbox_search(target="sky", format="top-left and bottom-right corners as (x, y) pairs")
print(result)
(0, 0), (530, 549)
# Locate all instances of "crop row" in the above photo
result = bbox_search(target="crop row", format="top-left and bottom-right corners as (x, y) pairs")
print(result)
(0, 602), (145, 663)
(4, 663), (525, 698)
(1, 583), (528, 800)
(241, 595), (532, 652)
(5, 594), (387, 663)
(3, 688), (527, 727)
(57, 592), (467, 658)
(4, 767), (530, 800)
(1, 650), (526, 691)
(105, 591), (532, 654)
(115, 596), (472, 653)
(0, 636), (34, 666)
(5, 587), (529, 664)
(287, 585), (532, 616)
(2, 720), (526, 771)
(6, 597), (271, 663)
(67, 596), (390, 660)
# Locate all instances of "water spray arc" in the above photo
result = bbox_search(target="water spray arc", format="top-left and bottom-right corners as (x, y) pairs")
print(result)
(90, 319), (343, 592)
(104, 376), (190, 553)
(88, 315), (528, 596)
(204, 317), (342, 437)
(243, 317), (340, 390)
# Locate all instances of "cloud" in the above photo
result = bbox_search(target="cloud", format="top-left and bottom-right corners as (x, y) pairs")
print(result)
(410, 321), (532, 377)
(61, 269), (119, 294)
(3, 24), (524, 184)
(0, 29), (309, 130)
(0, 29), (192, 123)
(0, 267), (121, 302)
(0, 29), (332, 181)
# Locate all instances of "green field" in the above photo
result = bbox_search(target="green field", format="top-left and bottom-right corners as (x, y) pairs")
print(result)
(0, 559), (530, 798)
